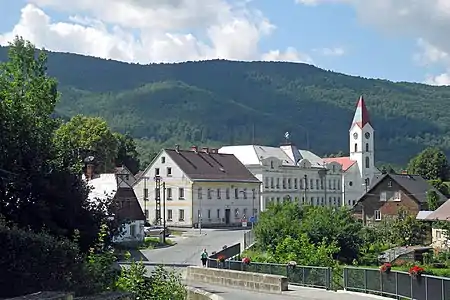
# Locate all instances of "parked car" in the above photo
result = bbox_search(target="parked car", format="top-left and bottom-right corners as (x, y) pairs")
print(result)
(144, 225), (171, 237)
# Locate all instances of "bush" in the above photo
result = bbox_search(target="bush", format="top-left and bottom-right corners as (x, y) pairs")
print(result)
(0, 225), (81, 298)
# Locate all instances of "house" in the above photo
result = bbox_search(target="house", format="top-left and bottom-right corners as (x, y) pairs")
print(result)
(133, 146), (261, 228)
(424, 199), (450, 249)
(115, 165), (137, 188)
(353, 173), (447, 225)
(218, 143), (343, 211)
(323, 96), (381, 207)
(85, 161), (146, 243)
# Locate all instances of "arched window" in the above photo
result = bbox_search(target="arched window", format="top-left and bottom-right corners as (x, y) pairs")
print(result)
(270, 161), (274, 169)
(365, 157), (370, 168)
(354, 143), (358, 152)
(365, 143), (369, 151)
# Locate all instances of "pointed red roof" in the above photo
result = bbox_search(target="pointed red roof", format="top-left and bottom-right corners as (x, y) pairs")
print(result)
(351, 95), (371, 128)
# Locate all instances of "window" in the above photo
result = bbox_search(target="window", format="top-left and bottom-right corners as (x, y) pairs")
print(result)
(155, 168), (160, 176)
(282, 178), (286, 189)
(311, 197), (314, 205)
(337, 180), (340, 190)
(234, 188), (239, 199)
(161, 156), (166, 163)
(310, 179), (314, 190)
(243, 208), (247, 218)
(217, 188), (221, 199)
(226, 188), (230, 199)
(332, 165), (336, 172)
(125, 174), (129, 181)
(198, 188), (202, 199)
(167, 188), (172, 200)
(217, 209), (220, 219)
(235, 208), (239, 217)
(349, 181), (353, 186)
(264, 177), (269, 188)
(328, 180), (332, 189)
(354, 143), (358, 152)
(437, 230), (442, 239)
(144, 188), (148, 199)
(179, 188), (185, 199)
(316, 179), (319, 190)
(333, 179), (336, 190)
(270, 178), (274, 188)
(207, 188), (212, 199)
(166, 167), (172, 177)
(179, 209), (185, 221)
(207, 209), (211, 219)
(337, 197), (341, 206)
(380, 191), (387, 201)
(276, 178), (280, 189)
(374, 210), (381, 221)
(276, 197), (280, 203)
(253, 208), (258, 216)
(145, 209), (149, 219)
(288, 178), (292, 189)
(305, 178), (308, 189)
(393, 191), (401, 201)
(243, 188), (247, 199)
(302, 197), (305, 204)
(130, 224), (136, 237)
(365, 143), (369, 152)
(320, 179), (324, 189)
(270, 161), (274, 169)
(365, 157), (370, 168)
(388, 180), (393, 187)
(294, 178), (298, 189)
(167, 209), (173, 221)
(252, 188), (256, 199)
(300, 178), (304, 189)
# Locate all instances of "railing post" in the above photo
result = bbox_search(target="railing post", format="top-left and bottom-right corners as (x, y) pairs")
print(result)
(380, 269), (384, 295)
(343, 268), (347, 290)
(410, 273), (414, 300)
(441, 278), (445, 300)
(364, 269), (367, 293)
(327, 267), (332, 290)
(395, 271), (398, 298)
(425, 276), (428, 300)
(302, 267), (306, 285)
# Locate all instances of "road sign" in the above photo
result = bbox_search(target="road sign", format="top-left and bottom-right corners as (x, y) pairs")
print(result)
(249, 216), (255, 223)
(242, 221), (248, 227)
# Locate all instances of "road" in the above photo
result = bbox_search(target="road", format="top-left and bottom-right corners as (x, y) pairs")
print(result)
(140, 228), (245, 266)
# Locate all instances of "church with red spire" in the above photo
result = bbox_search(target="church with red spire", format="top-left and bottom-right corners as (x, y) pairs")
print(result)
(323, 96), (380, 206)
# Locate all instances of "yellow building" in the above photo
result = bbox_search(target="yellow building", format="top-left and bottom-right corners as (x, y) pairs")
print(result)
(133, 145), (261, 228)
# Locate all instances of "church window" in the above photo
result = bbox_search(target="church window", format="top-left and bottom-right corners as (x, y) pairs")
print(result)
(365, 143), (369, 152)
(354, 143), (358, 152)
(365, 157), (370, 168)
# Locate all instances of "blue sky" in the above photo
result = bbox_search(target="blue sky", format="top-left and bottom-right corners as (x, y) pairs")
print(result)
(1, 0), (448, 85)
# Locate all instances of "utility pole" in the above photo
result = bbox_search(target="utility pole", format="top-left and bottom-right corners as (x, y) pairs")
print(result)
(199, 194), (202, 235)
(155, 175), (161, 226)
(143, 177), (148, 223)
(162, 181), (166, 243)
(304, 174), (308, 205)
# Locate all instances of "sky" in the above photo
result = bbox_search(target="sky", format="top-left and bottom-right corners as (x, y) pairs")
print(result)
(0, 0), (449, 85)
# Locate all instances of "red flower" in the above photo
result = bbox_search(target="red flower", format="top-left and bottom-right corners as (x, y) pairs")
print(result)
(217, 255), (226, 262)
(409, 266), (424, 277)
(242, 257), (251, 265)
(380, 263), (392, 273)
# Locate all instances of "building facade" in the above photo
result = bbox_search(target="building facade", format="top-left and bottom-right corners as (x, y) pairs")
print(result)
(323, 96), (381, 206)
(133, 146), (261, 228)
(219, 143), (343, 211)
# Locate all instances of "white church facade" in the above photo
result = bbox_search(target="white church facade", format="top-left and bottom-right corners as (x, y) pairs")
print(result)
(220, 95), (379, 211)
(323, 96), (380, 206)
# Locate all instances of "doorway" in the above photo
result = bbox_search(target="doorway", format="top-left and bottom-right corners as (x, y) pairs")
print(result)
(225, 209), (231, 225)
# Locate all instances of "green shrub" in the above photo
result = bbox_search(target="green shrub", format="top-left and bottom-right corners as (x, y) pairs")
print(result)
(0, 225), (81, 298)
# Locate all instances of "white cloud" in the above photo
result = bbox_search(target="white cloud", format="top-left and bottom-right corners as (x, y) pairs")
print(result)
(0, 1), (310, 64)
(295, 0), (450, 85)
(315, 47), (345, 56)
(425, 73), (450, 86)
(261, 47), (314, 63)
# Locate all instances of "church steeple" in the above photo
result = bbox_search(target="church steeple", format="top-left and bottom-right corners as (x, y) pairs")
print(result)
(351, 95), (371, 129)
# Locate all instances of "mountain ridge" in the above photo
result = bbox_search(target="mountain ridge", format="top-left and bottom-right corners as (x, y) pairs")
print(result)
(1, 45), (449, 166)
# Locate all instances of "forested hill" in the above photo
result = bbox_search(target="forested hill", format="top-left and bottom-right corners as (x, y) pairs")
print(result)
(2, 46), (450, 166)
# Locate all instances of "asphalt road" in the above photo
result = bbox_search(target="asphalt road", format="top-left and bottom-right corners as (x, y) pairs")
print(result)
(139, 228), (245, 266)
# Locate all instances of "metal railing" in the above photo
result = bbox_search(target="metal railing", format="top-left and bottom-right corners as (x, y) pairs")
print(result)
(207, 259), (332, 290)
(344, 266), (450, 300)
(243, 230), (255, 249)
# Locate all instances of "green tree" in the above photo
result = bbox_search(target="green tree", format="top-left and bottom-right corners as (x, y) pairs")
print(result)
(54, 115), (118, 172)
(391, 210), (427, 246)
(407, 147), (449, 180)
(429, 179), (450, 197)
(427, 190), (440, 210)
(114, 133), (140, 174)
(254, 201), (303, 253)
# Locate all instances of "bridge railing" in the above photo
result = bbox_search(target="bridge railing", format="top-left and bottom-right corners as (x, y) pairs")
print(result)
(207, 258), (332, 290)
(344, 266), (450, 300)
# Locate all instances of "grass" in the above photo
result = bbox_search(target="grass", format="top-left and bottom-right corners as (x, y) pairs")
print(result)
(139, 237), (175, 249)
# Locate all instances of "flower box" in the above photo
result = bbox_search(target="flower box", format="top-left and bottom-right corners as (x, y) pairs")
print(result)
(242, 257), (251, 265)
(380, 263), (392, 273)
(409, 266), (424, 278)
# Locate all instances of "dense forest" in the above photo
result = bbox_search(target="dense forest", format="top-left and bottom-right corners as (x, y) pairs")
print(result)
(2, 46), (450, 166)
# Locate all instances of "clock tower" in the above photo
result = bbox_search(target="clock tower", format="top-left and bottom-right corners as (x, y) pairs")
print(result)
(349, 96), (376, 183)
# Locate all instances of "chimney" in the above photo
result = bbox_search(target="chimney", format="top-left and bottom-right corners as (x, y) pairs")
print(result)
(175, 144), (180, 153)
(191, 146), (198, 153)
(86, 163), (95, 181)
(201, 147), (209, 153)
(401, 170), (408, 175)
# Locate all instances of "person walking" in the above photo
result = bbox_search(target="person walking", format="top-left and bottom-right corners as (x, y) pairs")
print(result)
(201, 249), (208, 267)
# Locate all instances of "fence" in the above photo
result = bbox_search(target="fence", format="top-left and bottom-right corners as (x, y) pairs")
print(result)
(344, 266), (450, 300)
(243, 230), (255, 250)
(207, 259), (332, 290)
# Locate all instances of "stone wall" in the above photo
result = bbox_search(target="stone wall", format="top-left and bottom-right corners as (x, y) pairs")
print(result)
(186, 266), (288, 294)
(185, 287), (223, 300)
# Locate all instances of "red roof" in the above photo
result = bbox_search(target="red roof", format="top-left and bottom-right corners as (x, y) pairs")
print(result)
(351, 95), (371, 128)
(323, 157), (356, 172)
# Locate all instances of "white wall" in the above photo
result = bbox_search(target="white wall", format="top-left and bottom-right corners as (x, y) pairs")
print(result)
(113, 220), (145, 243)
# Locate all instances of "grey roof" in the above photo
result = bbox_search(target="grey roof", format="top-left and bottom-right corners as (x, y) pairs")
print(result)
(358, 173), (447, 204)
(425, 199), (450, 221)
(416, 211), (433, 220)
(165, 149), (261, 183)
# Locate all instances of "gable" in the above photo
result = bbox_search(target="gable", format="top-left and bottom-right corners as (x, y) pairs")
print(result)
(114, 188), (145, 221)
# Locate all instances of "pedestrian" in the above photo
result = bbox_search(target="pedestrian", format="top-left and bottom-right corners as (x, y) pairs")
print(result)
(201, 248), (208, 267)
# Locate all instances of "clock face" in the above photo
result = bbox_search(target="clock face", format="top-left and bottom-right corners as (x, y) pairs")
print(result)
(353, 132), (358, 139)
(365, 132), (370, 139)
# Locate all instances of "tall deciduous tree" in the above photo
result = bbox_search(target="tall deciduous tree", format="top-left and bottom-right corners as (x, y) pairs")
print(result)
(54, 115), (118, 173)
(114, 133), (140, 174)
(427, 190), (440, 210)
(407, 147), (449, 180)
